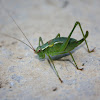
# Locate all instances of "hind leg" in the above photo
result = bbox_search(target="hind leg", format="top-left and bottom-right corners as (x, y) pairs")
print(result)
(59, 21), (95, 53)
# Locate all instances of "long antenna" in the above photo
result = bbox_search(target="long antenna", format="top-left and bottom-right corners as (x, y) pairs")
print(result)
(3, 34), (33, 50)
(2, 5), (36, 52)
(7, 12), (36, 52)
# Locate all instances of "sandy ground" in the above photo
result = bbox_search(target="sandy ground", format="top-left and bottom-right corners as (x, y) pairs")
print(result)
(0, 0), (100, 100)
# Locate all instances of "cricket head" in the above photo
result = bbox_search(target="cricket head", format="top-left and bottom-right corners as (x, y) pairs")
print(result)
(35, 46), (45, 59)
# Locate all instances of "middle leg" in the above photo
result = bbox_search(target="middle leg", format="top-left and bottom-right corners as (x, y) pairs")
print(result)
(69, 51), (83, 70)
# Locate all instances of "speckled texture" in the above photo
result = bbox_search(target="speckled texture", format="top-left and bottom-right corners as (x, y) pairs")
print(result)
(0, 0), (100, 100)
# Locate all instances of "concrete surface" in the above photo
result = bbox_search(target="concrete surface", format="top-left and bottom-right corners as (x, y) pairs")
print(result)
(0, 0), (100, 100)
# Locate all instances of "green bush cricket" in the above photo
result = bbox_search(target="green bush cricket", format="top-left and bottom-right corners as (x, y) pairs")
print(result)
(4, 12), (95, 83)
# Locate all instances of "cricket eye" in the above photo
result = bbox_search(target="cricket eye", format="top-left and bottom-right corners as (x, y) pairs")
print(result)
(37, 49), (41, 53)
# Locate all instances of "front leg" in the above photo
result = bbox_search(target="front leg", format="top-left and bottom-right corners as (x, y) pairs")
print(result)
(39, 37), (44, 46)
(55, 33), (60, 38)
(47, 55), (63, 83)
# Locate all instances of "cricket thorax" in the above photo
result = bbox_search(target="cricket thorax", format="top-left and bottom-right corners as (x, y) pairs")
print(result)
(41, 37), (66, 50)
